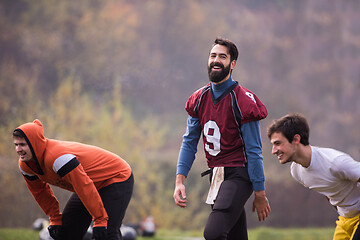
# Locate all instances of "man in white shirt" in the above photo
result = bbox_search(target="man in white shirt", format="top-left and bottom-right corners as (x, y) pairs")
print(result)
(267, 113), (360, 240)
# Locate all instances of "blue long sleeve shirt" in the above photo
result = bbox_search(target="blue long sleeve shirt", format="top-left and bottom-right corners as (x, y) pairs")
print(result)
(176, 77), (266, 191)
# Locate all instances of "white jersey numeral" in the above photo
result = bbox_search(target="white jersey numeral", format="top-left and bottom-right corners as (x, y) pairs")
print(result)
(204, 120), (221, 156)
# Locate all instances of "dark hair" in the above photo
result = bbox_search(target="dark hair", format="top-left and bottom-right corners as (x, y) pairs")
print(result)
(212, 37), (239, 62)
(267, 113), (310, 146)
(13, 129), (26, 138)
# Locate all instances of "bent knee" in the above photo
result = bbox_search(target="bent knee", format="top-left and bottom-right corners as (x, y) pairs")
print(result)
(204, 227), (226, 240)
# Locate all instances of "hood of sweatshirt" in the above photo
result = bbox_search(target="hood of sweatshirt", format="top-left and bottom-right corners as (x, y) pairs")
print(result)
(15, 119), (47, 175)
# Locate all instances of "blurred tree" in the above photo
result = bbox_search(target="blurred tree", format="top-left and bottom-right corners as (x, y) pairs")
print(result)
(0, 76), (168, 227)
(0, 0), (359, 230)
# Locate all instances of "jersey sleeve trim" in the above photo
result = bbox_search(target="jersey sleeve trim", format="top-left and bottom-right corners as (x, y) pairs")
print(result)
(53, 154), (80, 177)
(19, 165), (39, 181)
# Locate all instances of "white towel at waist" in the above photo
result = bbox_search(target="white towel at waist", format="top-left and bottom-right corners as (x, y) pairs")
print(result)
(206, 167), (224, 204)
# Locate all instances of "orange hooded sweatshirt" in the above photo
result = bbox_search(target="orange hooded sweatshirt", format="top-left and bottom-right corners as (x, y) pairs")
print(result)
(17, 119), (132, 227)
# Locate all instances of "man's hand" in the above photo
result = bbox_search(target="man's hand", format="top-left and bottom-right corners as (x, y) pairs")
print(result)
(252, 190), (271, 221)
(92, 226), (107, 240)
(173, 174), (187, 208)
(48, 225), (62, 240)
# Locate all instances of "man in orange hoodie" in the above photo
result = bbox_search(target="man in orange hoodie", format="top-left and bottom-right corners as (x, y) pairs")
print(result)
(13, 119), (134, 240)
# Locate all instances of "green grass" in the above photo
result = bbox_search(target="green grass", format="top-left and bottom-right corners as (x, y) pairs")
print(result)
(0, 228), (39, 240)
(248, 227), (334, 240)
(0, 227), (334, 240)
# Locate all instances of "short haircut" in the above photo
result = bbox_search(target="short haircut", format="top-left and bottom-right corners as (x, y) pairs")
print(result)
(267, 113), (310, 146)
(212, 37), (239, 62)
(13, 129), (25, 138)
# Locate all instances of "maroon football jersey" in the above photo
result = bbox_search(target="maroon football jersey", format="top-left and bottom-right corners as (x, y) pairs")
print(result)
(185, 82), (267, 168)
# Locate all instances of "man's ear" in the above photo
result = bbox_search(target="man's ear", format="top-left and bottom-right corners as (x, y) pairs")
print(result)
(230, 60), (236, 70)
(293, 134), (301, 144)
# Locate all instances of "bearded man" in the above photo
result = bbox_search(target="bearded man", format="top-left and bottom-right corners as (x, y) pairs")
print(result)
(173, 37), (271, 240)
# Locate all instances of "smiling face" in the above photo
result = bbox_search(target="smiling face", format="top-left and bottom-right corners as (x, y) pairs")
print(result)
(207, 44), (236, 84)
(13, 136), (34, 162)
(270, 132), (297, 164)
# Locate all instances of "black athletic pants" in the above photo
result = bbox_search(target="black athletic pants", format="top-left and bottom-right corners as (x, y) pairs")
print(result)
(59, 173), (134, 240)
(203, 167), (253, 240)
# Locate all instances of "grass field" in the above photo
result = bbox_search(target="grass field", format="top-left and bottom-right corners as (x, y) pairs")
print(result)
(0, 227), (334, 240)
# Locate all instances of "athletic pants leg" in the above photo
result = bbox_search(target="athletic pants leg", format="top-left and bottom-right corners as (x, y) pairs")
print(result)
(227, 209), (247, 239)
(60, 173), (134, 240)
(100, 173), (134, 240)
(60, 193), (92, 240)
(203, 167), (253, 240)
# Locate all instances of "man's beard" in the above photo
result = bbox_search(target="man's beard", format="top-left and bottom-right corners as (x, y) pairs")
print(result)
(208, 62), (231, 83)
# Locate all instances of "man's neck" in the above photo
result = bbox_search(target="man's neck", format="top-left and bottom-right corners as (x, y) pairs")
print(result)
(212, 73), (231, 85)
(295, 145), (312, 168)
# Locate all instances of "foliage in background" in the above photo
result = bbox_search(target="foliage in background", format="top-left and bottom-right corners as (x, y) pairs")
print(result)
(1, 0), (359, 230)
